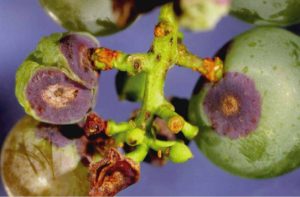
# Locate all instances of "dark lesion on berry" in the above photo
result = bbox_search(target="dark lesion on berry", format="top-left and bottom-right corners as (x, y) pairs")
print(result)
(41, 84), (79, 109)
(220, 94), (240, 117)
(79, 45), (95, 73)
(89, 148), (140, 197)
(203, 72), (262, 139)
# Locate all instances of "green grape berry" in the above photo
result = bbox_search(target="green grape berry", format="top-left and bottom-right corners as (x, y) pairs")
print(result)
(189, 27), (300, 178)
(1, 116), (90, 196)
(169, 142), (193, 163)
(230, 0), (300, 26)
(39, 0), (138, 36)
(16, 32), (99, 125)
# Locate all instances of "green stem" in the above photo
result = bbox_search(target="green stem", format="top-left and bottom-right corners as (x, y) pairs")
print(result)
(126, 143), (149, 163)
(106, 120), (134, 136)
(92, 48), (151, 75)
(89, 3), (217, 163)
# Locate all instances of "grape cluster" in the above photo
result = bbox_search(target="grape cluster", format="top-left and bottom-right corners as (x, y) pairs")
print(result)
(2, 0), (300, 196)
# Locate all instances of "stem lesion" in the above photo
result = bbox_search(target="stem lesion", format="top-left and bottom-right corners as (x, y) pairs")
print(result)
(92, 48), (151, 74)
(176, 43), (224, 82)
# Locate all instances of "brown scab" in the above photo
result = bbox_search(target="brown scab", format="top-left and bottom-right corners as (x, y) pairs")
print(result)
(133, 59), (142, 72)
(154, 22), (171, 37)
(93, 48), (119, 70)
(156, 54), (161, 61)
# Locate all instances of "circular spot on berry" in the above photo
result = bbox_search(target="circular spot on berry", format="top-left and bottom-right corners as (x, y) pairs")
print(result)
(203, 72), (261, 139)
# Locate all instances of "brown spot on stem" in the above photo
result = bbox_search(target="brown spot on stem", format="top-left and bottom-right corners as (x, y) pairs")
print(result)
(148, 45), (154, 53)
(156, 54), (161, 61)
(154, 22), (171, 37)
(133, 59), (142, 72)
(201, 57), (224, 82)
(89, 148), (140, 196)
(94, 48), (119, 70)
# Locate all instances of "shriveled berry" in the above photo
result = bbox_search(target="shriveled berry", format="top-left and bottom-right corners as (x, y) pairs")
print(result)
(189, 27), (300, 178)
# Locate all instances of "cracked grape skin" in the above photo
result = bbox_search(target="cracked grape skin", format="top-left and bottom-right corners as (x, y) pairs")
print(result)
(189, 27), (300, 178)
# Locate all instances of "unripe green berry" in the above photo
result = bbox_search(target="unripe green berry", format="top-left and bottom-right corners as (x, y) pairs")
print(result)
(169, 142), (193, 163)
(125, 128), (145, 146)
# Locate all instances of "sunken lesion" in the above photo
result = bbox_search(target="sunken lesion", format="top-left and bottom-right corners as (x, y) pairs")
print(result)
(220, 94), (240, 117)
(41, 84), (79, 109)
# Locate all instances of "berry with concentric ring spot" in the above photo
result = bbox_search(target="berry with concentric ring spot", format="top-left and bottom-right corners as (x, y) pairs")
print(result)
(189, 27), (300, 178)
